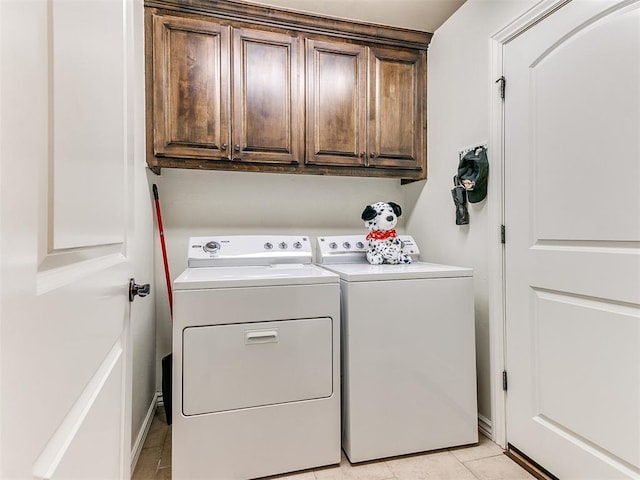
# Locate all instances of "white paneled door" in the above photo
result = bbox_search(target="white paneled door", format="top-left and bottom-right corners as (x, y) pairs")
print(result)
(504, 1), (640, 478)
(1, 0), (142, 479)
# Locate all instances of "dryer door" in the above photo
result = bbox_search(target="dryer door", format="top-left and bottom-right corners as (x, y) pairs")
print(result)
(182, 317), (334, 415)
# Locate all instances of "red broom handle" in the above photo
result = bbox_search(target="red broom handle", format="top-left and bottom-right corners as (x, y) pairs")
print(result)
(153, 184), (173, 318)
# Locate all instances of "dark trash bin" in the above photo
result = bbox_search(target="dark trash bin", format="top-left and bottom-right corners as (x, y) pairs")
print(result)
(162, 353), (172, 425)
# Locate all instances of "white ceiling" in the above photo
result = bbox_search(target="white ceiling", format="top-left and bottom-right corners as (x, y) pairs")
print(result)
(250, 0), (467, 33)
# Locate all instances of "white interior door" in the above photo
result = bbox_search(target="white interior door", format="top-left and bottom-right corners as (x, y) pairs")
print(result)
(504, 1), (640, 479)
(0, 0), (141, 478)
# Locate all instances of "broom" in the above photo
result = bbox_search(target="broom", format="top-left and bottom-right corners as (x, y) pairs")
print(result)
(153, 184), (173, 425)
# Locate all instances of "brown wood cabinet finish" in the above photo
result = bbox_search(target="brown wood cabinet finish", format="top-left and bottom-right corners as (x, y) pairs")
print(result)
(145, 0), (431, 181)
(369, 46), (426, 170)
(232, 27), (302, 164)
(152, 14), (230, 160)
(306, 39), (367, 167)
(150, 14), (301, 165)
(306, 39), (426, 172)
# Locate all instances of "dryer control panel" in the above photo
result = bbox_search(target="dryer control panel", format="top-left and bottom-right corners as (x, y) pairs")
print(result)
(317, 234), (420, 264)
(188, 235), (312, 267)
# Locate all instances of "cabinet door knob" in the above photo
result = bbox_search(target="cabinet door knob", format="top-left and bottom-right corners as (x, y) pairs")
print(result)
(234, 144), (240, 152)
(221, 143), (227, 151)
(370, 152), (376, 158)
(360, 152), (365, 158)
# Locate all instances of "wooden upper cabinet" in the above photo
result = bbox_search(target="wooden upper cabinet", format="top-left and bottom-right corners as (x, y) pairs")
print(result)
(306, 39), (367, 166)
(151, 15), (301, 165)
(233, 28), (302, 164)
(152, 14), (231, 160)
(306, 39), (426, 173)
(369, 46), (426, 170)
(145, 1), (431, 180)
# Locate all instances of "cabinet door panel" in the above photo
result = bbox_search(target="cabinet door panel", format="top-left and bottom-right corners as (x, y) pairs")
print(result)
(369, 47), (425, 170)
(152, 15), (230, 159)
(306, 39), (366, 166)
(233, 28), (302, 164)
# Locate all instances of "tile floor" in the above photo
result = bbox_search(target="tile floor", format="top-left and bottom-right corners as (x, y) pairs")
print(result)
(133, 406), (534, 480)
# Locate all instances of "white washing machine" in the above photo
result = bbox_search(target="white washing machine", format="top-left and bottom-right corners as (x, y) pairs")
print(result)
(173, 235), (341, 480)
(316, 235), (478, 463)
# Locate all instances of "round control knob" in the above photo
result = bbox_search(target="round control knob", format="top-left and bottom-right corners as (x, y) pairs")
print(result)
(343, 242), (351, 249)
(264, 242), (273, 250)
(293, 242), (302, 249)
(203, 241), (220, 253)
(329, 242), (338, 249)
(356, 241), (365, 249)
(279, 242), (288, 249)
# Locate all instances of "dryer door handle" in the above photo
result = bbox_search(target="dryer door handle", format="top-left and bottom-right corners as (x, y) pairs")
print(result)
(245, 329), (279, 345)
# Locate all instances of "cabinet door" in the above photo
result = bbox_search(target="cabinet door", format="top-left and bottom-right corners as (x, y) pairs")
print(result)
(152, 15), (231, 159)
(232, 28), (302, 164)
(369, 46), (425, 171)
(306, 39), (367, 166)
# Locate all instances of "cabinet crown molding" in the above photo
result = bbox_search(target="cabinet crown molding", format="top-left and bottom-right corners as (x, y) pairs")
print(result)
(144, 0), (433, 50)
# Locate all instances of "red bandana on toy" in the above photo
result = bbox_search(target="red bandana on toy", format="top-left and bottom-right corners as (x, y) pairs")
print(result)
(366, 229), (397, 241)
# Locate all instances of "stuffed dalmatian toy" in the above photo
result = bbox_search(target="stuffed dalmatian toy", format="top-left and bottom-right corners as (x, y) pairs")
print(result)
(361, 201), (412, 265)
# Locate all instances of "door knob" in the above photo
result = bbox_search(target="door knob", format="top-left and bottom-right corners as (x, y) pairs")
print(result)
(129, 278), (150, 302)
(234, 144), (240, 152)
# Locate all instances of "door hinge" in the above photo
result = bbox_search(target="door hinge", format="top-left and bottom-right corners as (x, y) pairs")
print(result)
(502, 370), (508, 391)
(501, 224), (506, 244)
(496, 76), (506, 99)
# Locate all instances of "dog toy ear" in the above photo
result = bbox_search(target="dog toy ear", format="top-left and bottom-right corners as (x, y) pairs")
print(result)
(388, 202), (402, 217)
(361, 205), (377, 221)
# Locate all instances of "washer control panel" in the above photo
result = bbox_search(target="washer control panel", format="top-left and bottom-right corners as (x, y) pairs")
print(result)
(188, 235), (312, 267)
(317, 234), (420, 264)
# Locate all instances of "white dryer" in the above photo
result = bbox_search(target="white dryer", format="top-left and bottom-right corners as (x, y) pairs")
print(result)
(173, 235), (341, 480)
(317, 235), (478, 463)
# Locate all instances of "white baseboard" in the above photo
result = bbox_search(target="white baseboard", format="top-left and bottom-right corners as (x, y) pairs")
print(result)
(478, 413), (493, 439)
(131, 392), (159, 473)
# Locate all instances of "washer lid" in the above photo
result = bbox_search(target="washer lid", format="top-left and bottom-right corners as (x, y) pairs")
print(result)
(319, 262), (472, 282)
(174, 263), (339, 290)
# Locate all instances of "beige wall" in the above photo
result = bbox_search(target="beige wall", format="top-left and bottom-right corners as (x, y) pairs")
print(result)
(131, 0), (158, 459)
(404, 0), (538, 426)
